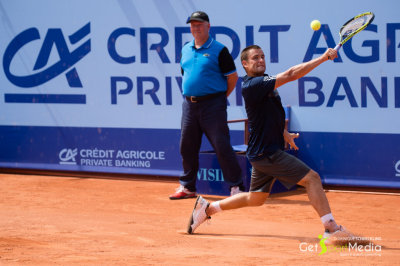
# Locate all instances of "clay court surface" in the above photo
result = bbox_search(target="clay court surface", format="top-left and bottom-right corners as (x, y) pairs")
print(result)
(0, 173), (399, 265)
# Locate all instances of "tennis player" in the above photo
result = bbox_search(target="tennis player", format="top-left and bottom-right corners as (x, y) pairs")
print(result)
(187, 45), (345, 239)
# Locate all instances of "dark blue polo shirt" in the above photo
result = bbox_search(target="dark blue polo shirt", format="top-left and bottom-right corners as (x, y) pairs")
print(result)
(241, 74), (286, 161)
(180, 37), (236, 96)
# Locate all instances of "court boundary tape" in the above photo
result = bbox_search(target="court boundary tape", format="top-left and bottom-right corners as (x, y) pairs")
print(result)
(325, 189), (400, 196)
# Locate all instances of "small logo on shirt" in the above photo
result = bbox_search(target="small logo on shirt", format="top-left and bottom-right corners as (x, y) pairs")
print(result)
(203, 53), (210, 57)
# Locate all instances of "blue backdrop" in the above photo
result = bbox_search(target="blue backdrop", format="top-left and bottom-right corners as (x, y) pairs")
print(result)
(1, 0), (399, 189)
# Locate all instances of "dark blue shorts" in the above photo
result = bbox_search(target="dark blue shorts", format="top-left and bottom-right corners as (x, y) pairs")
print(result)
(249, 150), (310, 193)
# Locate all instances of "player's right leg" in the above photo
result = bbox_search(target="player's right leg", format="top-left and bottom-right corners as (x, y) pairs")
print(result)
(186, 159), (270, 234)
(187, 192), (268, 234)
(187, 196), (211, 234)
(216, 191), (268, 213)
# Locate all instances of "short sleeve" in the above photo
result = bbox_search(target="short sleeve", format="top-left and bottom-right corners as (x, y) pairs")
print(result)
(218, 47), (236, 75)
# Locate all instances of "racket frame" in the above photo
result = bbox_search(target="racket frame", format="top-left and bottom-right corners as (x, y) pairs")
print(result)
(334, 12), (375, 51)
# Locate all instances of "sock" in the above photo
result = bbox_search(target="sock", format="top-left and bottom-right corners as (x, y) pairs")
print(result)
(208, 201), (222, 216)
(321, 213), (339, 232)
(320, 213), (334, 224)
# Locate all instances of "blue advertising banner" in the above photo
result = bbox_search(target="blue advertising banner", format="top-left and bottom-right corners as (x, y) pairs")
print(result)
(295, 132), (400, 188)
(0, 0), (399, 188)
(0, 126), (182, 176)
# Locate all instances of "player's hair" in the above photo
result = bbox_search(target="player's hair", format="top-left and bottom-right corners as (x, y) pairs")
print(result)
(240, 45), (262, 61)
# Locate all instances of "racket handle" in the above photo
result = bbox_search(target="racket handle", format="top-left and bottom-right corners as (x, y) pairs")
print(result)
(334, 44), (342, 51)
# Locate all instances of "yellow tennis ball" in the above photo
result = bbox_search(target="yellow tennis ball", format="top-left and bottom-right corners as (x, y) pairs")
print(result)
(310, 20), (321, 31)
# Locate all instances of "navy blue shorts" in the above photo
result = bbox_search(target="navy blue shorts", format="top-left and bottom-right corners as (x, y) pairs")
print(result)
(249, 150), (310, 193)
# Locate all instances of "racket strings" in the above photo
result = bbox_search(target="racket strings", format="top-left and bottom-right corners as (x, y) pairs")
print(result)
(340, 14), (373, 38)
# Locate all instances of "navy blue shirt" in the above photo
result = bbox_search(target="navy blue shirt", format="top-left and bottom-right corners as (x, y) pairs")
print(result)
(241, 74), (286, 161)
(180, 37), (236, 96)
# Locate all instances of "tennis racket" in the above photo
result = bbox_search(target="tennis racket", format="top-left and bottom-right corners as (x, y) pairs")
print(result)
(334, 12), (375, 51)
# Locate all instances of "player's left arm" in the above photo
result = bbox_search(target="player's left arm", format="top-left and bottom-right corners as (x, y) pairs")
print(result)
(275, 48), (337, 89)
(284, 129), (299, 150)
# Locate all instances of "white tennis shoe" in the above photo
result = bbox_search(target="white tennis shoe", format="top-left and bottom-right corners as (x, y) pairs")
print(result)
(230, 186), (243, 196)
(187, 196), (210, 234)
(323, 225), (346, 239)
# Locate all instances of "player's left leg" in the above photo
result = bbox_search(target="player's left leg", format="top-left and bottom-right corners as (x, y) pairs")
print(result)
(297, 170), (343, 235)
(297, 170), (331, 216)
(254, 149), (345, 236)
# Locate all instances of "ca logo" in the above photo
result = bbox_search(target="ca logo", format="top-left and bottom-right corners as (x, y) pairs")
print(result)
(3, 23), (91, 89)
(59, 148), (78, 165)
(395, 160), (400, 177)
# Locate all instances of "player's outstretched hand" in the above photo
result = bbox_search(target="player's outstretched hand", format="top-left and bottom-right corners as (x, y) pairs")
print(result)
(325, 48), (338, 61)
(284, 131), (299, 150)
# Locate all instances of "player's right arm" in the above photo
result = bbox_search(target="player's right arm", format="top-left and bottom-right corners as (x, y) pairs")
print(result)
(274, 48), (337, 89)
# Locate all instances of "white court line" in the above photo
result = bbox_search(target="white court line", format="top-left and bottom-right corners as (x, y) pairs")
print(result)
(195, 236), (248, 241)
(326, 189), (400, 196)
